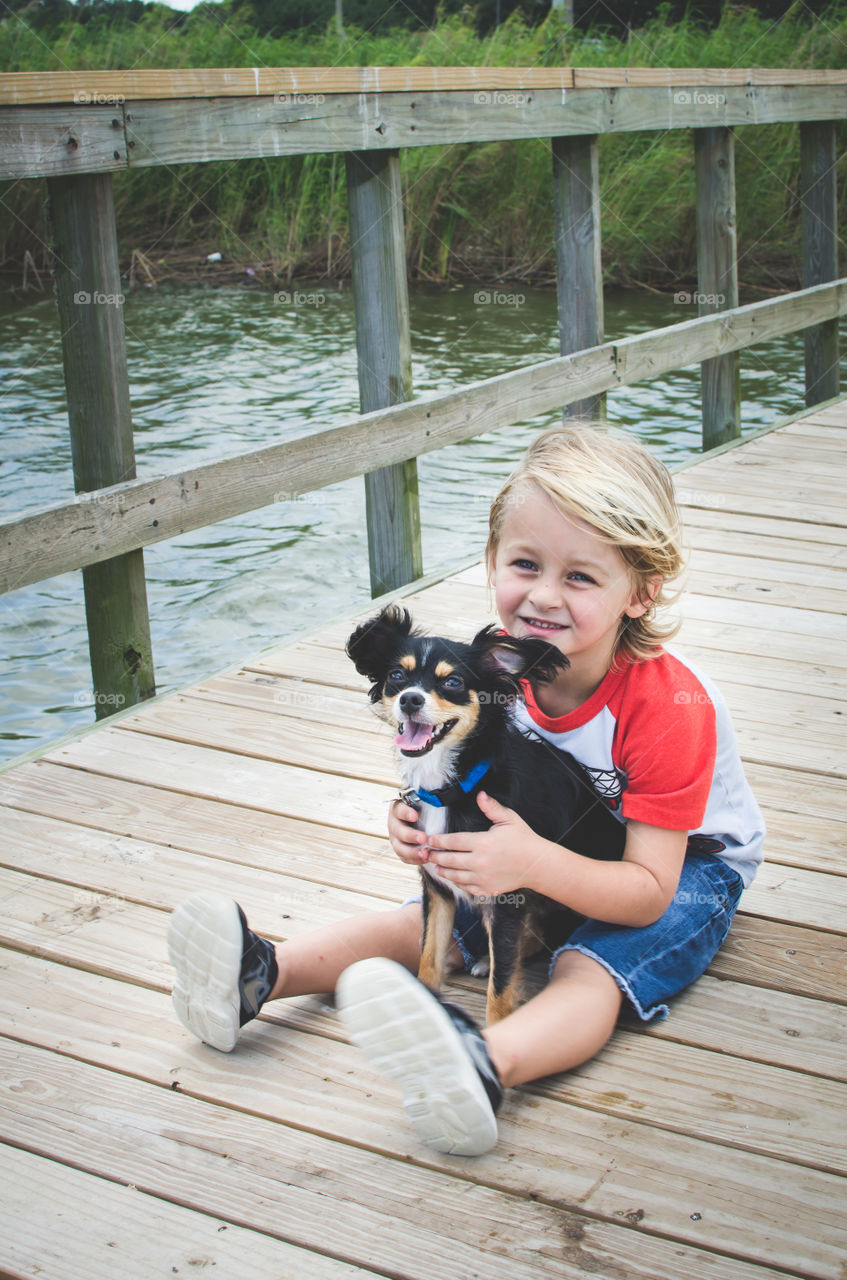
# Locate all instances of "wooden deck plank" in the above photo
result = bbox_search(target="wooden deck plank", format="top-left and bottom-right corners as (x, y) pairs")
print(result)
(109, 670), (845, 778)
(95, 674), (845, 802)
(2, 758), (837, 943)
(0, 763), (408, 895)
(1, 959), (843, 1280)
(1, 403), (845, 1279)
(1, 1144), (382, 1280)
(1, 799), (843, 1011)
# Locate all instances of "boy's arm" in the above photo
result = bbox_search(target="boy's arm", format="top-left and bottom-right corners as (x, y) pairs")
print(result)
(530, 817), (689, 927)
(426, 793), (688, 929)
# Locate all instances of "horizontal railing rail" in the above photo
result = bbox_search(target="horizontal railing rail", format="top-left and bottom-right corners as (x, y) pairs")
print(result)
(2, 70), (847, 179)
(3, 278), (845, 597)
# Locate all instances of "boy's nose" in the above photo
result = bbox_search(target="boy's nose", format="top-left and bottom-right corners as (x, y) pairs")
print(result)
(530, 577), (564, 610)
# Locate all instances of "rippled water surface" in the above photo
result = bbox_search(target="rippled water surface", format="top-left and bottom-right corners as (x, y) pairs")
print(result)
(0, 282), (810, 762)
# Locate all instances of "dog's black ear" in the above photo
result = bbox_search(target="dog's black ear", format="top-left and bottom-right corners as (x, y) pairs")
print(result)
(346, 606), (414, 696)
(471, 625), (569, 686)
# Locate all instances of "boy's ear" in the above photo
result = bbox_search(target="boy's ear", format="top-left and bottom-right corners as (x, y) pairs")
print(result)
(346, 606), (413, 686)
(624, 576), (662, 619)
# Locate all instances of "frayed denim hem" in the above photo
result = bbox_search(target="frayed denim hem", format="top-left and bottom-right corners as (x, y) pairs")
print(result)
(549, 942), (670, 1023)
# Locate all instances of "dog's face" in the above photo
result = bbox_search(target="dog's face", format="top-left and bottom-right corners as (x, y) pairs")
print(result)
(347, 606), (568, 784)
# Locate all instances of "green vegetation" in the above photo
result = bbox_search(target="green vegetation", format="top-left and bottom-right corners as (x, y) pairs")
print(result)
(2, 3), (845, 292)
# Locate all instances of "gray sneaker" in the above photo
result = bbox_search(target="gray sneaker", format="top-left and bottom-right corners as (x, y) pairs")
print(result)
(167, 892), (279, 1052)
(336, 957), (503, 1156)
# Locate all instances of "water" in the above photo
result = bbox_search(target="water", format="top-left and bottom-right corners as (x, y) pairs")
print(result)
(0, 282), (813, 764)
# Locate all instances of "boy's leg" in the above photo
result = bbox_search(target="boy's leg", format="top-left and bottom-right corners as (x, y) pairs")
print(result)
(168, 893), (427, 1052)
(336, 948), (621, 1156)
(483, 949), (622, 1088)
(271, 902), (427, 998)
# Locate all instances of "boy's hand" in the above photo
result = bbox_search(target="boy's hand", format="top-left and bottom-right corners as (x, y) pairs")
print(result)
(387, 799), (430, 865)
(425, 792), (547, 898)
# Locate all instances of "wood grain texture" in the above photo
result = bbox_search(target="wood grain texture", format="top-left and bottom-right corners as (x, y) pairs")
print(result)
(1, 328), (846, 1280)
(695, 126), (740, 449)
(4, 83), (847, 178)
(801, 121), (840, 406)
(46, 172), (155, 713)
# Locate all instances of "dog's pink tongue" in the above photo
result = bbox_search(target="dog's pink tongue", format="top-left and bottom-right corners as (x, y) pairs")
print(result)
(395, 721), (433, 751)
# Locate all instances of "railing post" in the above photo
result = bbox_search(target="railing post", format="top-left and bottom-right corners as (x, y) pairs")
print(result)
(695, 126), (741, 450)
(345, 149), (422, 597)
(551, 135), (604, 420)
(800, 121), (840, 407)
(47, 172), (155, 717)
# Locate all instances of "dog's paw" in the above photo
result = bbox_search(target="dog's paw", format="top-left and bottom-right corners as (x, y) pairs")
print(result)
(470, 959), (490, 978)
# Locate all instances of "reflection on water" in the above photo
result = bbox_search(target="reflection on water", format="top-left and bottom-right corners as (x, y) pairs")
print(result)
(0, 282), (810, 762)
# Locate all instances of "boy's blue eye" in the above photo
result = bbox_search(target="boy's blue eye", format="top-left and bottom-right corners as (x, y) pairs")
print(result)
(514, 559), (536, 571)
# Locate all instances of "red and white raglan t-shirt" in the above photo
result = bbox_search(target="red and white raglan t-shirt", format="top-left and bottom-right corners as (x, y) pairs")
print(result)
(515, 647), (765, 887)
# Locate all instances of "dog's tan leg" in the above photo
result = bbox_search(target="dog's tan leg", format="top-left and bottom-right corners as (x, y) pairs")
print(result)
(418, 883), (457, 993)
(486, 971), (525, 1024)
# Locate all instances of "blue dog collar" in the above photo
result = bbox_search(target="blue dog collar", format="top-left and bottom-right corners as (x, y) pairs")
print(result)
(413, 758), (492, 808)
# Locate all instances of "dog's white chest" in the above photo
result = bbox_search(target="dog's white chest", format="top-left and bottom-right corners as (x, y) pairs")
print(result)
(417, 801), (480, 907)
(417, 802), (447, 838)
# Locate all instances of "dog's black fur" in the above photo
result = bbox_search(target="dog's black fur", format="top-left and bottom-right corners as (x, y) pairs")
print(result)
(346, 605), (625, 1023)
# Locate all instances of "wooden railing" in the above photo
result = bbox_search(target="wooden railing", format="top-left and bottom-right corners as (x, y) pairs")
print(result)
(1, 67), (843, 720)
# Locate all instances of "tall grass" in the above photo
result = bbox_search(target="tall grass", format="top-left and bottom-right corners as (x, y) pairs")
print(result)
(2, 3), (845, 291)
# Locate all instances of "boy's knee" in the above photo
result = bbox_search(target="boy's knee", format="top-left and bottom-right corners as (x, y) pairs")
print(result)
(552, 948), (622, 1004)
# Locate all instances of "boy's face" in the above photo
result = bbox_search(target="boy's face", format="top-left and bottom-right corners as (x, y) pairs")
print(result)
(491, 484), (650, 687)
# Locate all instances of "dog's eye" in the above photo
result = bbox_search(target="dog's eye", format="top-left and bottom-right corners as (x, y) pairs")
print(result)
(386, 668), (407, 686)
(441, 673), (464, 691)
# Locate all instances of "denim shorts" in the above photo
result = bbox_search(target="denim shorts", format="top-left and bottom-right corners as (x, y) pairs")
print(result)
(450, 850), (745, 1023)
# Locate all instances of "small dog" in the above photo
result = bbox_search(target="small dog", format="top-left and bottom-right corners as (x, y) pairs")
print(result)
(347, 605), (625, 1023)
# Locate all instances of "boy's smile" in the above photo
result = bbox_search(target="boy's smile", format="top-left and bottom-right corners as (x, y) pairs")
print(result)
(491, 485), (650, 706)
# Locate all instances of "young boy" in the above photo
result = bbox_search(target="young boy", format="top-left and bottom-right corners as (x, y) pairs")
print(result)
(168, 425), (765, 1157)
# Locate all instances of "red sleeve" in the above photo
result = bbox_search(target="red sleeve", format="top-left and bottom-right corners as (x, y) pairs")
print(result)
(611, 654), (717, 831)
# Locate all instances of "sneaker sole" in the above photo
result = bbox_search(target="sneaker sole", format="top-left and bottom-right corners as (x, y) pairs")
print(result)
(336, 958), (498, 1157)
(167, 892), (245, 1052)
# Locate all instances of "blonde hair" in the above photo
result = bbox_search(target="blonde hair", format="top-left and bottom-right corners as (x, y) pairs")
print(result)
(486, 424), (685, 664)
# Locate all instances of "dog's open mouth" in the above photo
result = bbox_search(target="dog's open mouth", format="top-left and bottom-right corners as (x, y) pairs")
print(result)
(395, 718), (457, 756)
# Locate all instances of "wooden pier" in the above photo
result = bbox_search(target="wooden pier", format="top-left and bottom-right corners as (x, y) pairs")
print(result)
(1, 66), (844, 720)
(1, 398), (845, 1279)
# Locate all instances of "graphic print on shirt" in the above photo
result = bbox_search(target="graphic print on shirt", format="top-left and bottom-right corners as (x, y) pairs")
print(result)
(583, 766), (625, 810)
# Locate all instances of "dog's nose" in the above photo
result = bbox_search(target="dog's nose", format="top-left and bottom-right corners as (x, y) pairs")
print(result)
(398, 689), (425, 715)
